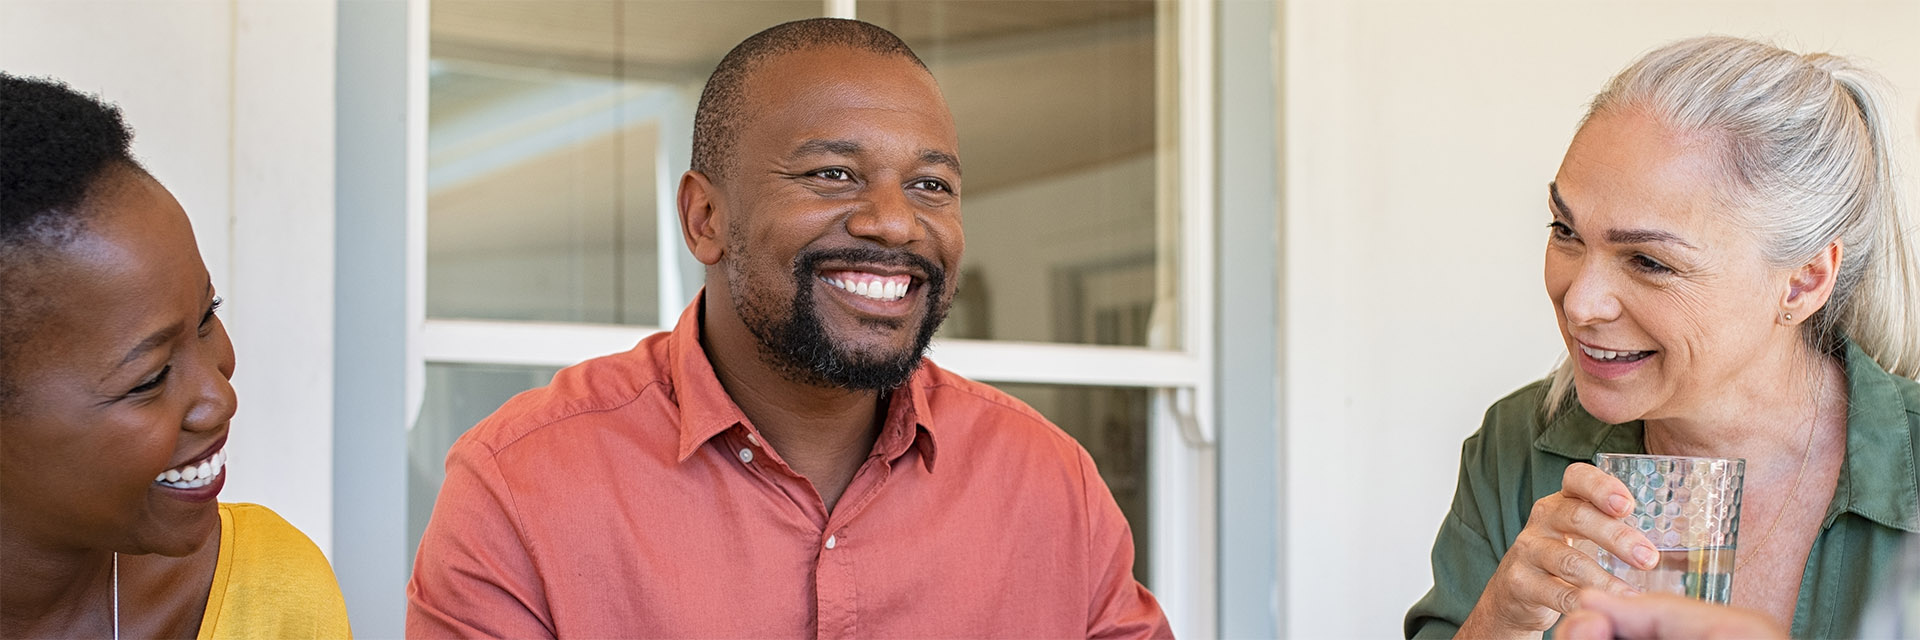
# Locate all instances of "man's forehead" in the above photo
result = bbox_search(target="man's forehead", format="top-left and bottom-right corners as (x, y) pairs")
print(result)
(742, 45), (940, 105)
(737, 49), (956, 141)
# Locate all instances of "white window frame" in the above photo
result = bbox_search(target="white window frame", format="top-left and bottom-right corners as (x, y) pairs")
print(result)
(410, 1), (1218, 637)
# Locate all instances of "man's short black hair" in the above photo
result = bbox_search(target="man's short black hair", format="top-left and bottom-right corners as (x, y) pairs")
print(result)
(690, 18), (928, 181)
(0, 73), (141, 404)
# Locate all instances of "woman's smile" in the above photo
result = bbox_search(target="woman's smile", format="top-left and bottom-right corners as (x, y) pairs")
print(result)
(153, 436), (228, 501)
(1572, 338), (1658, 380)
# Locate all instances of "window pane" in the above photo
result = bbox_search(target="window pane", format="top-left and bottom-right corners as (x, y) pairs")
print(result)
(865, 1), (1179, 348)
(408, 362), (560, 567)
(990, 382), (1153, 587)
(426, 1), (820, 325)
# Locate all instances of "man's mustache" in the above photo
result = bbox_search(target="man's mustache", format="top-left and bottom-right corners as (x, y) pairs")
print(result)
(793, 247), (944, 284)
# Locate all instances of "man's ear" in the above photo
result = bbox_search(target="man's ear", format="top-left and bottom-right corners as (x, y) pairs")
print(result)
(1781, 240), (1843, 326)
(679, 170), (725, 266)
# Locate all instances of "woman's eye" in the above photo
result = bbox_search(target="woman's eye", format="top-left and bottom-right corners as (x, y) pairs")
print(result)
(129, 366), (170, 395)
(1631, 254), (1674, 274)
(812, 168), (852, 181)
(199, 296), (224, 332)
(1547, 221), (1577, 241)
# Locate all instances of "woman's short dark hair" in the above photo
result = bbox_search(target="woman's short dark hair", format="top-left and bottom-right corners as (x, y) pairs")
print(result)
(0, 73), (142, 403)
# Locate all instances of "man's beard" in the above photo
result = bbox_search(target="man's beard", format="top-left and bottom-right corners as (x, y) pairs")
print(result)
(728, 246), (949, 390)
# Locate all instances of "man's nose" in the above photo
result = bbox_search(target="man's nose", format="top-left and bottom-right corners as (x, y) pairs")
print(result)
(845, 184), (926, 247)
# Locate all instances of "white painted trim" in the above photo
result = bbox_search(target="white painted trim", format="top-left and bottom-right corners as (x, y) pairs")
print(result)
(1151, 2), (1218, 639)
(825, 0), (855, 20)
(405, 0), (430, 429)
(924, 339), (1202, 387)
(422, 319), (664, 368)
(421, 319), (1205, 388)
(1178, 0), (1216, 445)
(227, 0), (338, 557)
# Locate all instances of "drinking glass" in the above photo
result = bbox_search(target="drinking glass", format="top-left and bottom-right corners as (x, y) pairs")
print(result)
(1587, 452), (1746, 603)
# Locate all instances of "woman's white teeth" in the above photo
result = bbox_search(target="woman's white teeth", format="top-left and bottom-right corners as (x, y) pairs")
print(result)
(156, 449), (226, 489)
(823, 276), (908, 301)
(1580, 345), (1648, 361)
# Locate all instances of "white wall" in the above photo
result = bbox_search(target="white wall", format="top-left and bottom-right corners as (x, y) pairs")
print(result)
(1280, 1), (1920, 637)
(1, 1), (338, 554)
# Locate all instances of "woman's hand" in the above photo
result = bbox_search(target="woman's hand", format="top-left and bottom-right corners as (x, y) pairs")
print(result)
(1557, 590), (1786, 640)
(1456, 463), (1658, 638)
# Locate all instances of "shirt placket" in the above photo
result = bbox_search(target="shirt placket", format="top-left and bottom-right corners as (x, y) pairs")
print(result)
(815, 450), (909, 640)
(722, 410), (919, 639)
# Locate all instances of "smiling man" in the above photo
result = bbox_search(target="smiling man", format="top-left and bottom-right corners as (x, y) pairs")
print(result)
(406, 18), (1171, 639)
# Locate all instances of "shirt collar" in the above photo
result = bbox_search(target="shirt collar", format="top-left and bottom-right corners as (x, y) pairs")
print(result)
(668, 291), (940, 472)
(1533, 339), (1920, 533)
(670, 293), (750, 462)
(1828, 339), (1919, 532)
(1533, 399), (1643, 462)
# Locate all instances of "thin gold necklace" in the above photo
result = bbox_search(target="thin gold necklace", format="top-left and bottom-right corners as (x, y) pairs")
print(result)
(1731, 396), (1822, 573)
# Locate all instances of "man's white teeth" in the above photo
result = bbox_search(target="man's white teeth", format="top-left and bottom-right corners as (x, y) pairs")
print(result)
(824, 276), (908, 302)
(1580, 345), (1648, 361)
(156, 449), (226, 489)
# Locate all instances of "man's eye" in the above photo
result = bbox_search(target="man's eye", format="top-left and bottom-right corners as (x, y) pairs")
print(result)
(812, 168), (852, 181)
(912, 179), (950, 193)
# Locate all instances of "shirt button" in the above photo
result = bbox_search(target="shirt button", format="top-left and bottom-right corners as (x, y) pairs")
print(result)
(738, 448), (754, 464)
(747, 432), (760, 446)
(825, 535), (837, 550)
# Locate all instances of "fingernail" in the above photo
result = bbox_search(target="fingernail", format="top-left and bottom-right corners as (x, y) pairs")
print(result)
(1609, 495), (1630, 514)
(1634, 546), (1657, 568)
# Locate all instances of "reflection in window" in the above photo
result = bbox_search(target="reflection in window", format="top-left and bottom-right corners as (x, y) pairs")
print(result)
(426, 1), (819, 325)
(868, 1), (1178, 349)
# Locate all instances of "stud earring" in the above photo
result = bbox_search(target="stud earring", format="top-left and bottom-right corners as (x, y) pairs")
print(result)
(1785, 312), (1795, 322)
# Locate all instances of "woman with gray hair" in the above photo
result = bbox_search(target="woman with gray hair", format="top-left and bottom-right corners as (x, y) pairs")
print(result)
(1405, 36), (1920, 639)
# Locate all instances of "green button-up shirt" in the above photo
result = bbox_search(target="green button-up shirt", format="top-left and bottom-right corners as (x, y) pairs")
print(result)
(1406, 341), (1920, 639)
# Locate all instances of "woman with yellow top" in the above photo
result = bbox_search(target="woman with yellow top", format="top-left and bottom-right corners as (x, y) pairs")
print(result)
(0, 74), (351, 638)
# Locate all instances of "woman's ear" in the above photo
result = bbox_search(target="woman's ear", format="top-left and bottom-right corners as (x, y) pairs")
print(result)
(678, 170), (725, 266)
(1781, 241), (1843, 326)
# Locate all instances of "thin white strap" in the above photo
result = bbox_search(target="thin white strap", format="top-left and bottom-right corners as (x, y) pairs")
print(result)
(111, 552), (120, 640)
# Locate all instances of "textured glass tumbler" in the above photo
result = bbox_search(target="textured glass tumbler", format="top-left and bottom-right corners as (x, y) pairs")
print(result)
(1588, 453), (1746, 603)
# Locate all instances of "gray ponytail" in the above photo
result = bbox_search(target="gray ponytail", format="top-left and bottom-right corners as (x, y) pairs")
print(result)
(1546, 36), (1920, 419)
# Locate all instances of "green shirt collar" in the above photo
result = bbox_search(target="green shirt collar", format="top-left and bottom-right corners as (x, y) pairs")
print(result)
(1533, 340), (1919, 533)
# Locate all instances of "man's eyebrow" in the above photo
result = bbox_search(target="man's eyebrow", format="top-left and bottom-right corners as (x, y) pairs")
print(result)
(1548, 181), (1574, 222)
(919, 149), (961, 174)
(790, 139), (862, 159)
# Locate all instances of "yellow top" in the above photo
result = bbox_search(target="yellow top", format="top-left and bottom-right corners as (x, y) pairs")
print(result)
(196, 503), (353, 639)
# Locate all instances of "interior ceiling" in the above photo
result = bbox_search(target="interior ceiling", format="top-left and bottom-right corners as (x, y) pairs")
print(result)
(430, 0), (1160, 195)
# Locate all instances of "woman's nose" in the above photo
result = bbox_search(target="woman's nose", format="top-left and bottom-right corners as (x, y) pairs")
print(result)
(185, 320), (238, 432)
(1561, 262), (1622, 327)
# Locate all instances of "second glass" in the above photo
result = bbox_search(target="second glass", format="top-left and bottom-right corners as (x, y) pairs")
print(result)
(1588, 452), (1746, 603)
